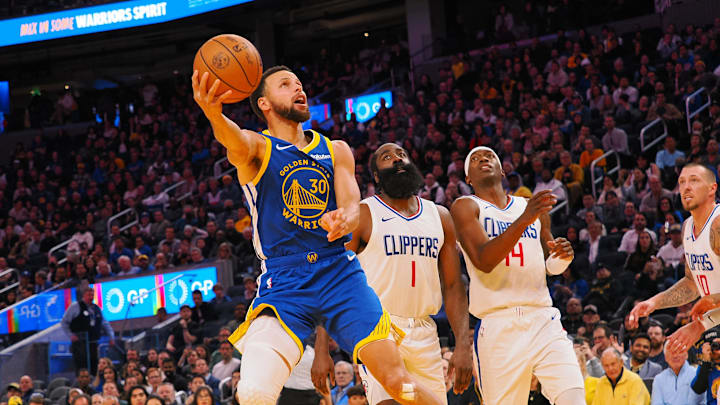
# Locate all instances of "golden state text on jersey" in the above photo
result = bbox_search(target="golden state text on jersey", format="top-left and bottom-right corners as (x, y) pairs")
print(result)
(241, 130), (347, 259)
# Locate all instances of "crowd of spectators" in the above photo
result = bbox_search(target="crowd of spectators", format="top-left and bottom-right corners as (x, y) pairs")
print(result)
(2, 3), (720, 405)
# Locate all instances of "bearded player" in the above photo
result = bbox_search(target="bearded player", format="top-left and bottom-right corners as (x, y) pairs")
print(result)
(192, 68), (442, 405)
(312, 143), (473, 404)
(630, 163), (720, 356)
(450, 146), (585, 405)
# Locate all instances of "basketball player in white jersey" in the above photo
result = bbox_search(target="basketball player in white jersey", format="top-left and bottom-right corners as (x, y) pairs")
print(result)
(629, 163), (720, 356)
(450, 146), (586, 405)
(311, 143), (473, 404)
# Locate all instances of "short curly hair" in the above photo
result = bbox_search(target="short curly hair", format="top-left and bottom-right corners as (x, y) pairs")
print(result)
(249, 65), (292, 122)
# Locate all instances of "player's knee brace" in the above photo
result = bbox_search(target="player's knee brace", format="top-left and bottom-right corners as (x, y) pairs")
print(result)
(554, 387), (586, 405)
(235, 381), (276, 405)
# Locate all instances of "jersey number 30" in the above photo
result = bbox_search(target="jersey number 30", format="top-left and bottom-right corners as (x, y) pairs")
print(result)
(505, 243), (524, 267)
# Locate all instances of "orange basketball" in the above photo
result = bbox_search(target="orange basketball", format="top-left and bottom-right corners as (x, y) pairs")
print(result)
(193, 34), (263, 103)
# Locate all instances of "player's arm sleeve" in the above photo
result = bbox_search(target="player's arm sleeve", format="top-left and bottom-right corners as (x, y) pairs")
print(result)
(691, 361), (711, 394)
(330, 140), (361, 235)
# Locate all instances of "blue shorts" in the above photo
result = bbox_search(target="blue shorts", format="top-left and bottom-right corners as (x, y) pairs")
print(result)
(228, 247), (393, 363)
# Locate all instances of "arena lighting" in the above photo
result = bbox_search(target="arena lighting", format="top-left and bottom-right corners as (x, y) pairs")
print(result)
(0, 266), (218, 334)
(0, 0), (254, 48)
(345, 90), (393, 123)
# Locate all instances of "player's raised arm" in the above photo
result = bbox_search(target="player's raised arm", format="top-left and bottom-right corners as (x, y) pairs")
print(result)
(320, 140), (360, 242)
(191, 71), (265, 185)
(436, 205), (472, 393)
(450, 191), (555, 273)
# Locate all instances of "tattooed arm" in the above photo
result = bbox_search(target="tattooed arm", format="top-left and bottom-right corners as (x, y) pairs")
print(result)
(629, 220), (699, 327)
(653, 265), (699, 309)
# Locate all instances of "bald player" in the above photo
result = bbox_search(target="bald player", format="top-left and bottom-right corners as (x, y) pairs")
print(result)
(450, 146), (585, 405)
(630, 163), (720, 355)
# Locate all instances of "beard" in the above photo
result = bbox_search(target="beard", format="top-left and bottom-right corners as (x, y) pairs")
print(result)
(377, 161), (424, 199)
(272, 99), (311, 123)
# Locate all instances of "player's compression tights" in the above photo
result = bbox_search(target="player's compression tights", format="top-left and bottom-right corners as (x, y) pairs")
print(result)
(554, 387), (586, 405)
(235, 315), (300, 405)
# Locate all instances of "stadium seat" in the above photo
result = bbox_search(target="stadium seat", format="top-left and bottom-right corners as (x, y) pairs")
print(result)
(46, 378), (70, 395)
(48, 386), (70, 403)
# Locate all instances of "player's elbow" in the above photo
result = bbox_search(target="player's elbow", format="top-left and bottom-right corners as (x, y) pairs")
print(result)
(468, 254), (494, 273)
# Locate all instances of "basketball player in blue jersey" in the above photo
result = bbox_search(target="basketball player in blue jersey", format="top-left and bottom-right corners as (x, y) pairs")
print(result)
(450, 146), (585, 405)
(191, 67), (443, 405)
(311, 143), (473, 404)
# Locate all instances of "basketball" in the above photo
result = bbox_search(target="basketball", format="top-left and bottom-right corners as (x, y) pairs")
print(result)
(193, 34), (263, 103)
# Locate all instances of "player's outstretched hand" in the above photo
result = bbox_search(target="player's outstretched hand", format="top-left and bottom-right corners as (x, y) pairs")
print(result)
(547, 237), (573, 260)
(319, 208), (349, 242)
(191, 70), (233, 120)
(628, 299), (657, 329)
(310, 349), (335, 395)
(448, 346), (473, 394)
(667, 321), (704, 356)
(520, 190), (556, 225)
(690, 296), (720, 321)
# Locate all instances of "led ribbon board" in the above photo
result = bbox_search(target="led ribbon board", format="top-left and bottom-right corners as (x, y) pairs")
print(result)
(0, 266), (218, 334)
(344, 90), (393, 123)
(0, 0), (253, 48)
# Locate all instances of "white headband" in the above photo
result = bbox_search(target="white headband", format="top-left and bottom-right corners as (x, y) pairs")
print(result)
(464, 146), (501, 176)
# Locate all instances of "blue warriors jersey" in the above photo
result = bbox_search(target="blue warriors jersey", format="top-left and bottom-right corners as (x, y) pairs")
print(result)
(241, 129), (349, 259)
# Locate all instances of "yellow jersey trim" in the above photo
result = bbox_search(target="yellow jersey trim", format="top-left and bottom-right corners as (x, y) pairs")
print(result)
(250, 136), (272, 186)
(325, 136), (335, 167)
(352, 310), (406, 363)
(227, 302), (305, 360)
(301, 130), (321, 154)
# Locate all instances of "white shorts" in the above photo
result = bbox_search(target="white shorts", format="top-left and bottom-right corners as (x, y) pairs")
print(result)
(358, 315), (447, 405)
(473, 306), (584, 405)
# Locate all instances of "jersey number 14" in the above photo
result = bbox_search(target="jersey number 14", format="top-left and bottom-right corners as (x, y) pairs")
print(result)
(505, 243), (524, 267)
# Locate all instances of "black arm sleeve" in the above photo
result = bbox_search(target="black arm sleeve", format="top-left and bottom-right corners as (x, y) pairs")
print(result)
(692, 361), (712, 394)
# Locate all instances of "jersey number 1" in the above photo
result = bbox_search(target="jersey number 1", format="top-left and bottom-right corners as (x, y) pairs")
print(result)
(505, 243), (524, 267)
(697, 274), (711, 296)
(411, 261), (416, 287)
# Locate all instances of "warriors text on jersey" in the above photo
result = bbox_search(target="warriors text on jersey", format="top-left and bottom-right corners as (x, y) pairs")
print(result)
(683, 204), (720, 297)
(240, 129), (348, 260)
(459, 195), (551, 318)
(357, 196), (444, 318)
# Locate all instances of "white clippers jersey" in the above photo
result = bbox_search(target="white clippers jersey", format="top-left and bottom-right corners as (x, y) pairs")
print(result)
(683, 204), (720, 297)
(460, 195), (552, 318)
(357, 195), (444, 318)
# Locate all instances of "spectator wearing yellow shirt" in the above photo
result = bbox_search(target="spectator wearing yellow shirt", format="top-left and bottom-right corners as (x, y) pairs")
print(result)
(506, 172), (532, 198)
(593, 348), (650, 405)
(476, 79), (498, 101)
(579, 138), (606, 169)
(554, 151), (584, 206)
